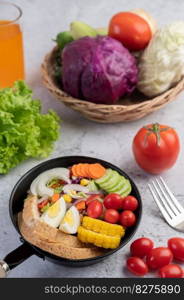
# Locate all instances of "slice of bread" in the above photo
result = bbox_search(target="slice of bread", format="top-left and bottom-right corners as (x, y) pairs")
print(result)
(19, 198), (106, 260)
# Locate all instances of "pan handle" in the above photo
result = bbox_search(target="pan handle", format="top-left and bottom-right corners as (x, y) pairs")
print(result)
(0, 242), (38, 278)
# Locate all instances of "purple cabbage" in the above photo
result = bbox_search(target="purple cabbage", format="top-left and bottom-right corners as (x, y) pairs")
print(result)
(62, 36), (138, 104)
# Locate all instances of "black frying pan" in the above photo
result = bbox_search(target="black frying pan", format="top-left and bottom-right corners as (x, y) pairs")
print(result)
(0, 156), (142, 277)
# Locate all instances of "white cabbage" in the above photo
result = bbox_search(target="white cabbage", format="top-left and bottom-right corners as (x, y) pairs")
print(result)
(138, 22), (184, 97)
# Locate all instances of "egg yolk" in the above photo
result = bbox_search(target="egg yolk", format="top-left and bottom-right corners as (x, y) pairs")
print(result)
(48, 201), (60, 218)
(63, 211), (74, 226)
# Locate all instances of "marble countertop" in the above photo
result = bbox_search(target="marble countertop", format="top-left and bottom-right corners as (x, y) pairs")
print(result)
(1, 0), (184, 278)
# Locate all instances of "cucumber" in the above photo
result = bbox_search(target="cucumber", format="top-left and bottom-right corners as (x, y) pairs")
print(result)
(87, 180), (99, 192)
(117, 180), (131, 196)
(106, 175), (126, 193)
(95, 169), (113, 185)
(96, 168), (132, 198)
(120, 185), (132, 197)
(100, 171), (120, 190)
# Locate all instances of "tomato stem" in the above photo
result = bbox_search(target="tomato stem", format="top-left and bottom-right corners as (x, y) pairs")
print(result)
(144, 123), (170, 146)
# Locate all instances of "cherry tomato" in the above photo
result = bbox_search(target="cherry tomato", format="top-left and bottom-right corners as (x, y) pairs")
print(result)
(38, 199), (49, 209)
(86, 194), (103, 206)
(103, 193), (122, 210)
(119, 210), (136, 227)
(168, 237), (184, 262)
(87, 200), (103, 219)
(121, 196), (138, 211)
(158, 264), (183, 278)
(146, 247), (173, 270)
(127, 257), (148, 276)
(104, 209), (119, 224)
(130, 238), (154, 258)
(108, 12), (152, 51)
(133, 123), (180, 174)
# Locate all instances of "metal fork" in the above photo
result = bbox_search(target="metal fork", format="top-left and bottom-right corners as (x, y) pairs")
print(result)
(148, 177), (184, 231)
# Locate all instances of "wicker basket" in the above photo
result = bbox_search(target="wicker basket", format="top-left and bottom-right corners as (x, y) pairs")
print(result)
(41, 47), (184, 123)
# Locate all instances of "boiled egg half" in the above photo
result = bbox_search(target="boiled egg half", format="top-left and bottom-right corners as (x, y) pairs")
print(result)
(59, 206), (80, 234)
(41, 197), (66, 228)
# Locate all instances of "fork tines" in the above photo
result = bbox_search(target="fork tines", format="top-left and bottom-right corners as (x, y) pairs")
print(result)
(148, 177), (184, 226)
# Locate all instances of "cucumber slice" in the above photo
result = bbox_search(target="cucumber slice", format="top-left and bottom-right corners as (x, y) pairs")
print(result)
(100, 171), (120, 190)
(95, 169), (113, 185)
(120, 185), (132, 197)
(87, 180), (99, 192)
(106, 175), (126, 193)
(117, 180), (131, 196)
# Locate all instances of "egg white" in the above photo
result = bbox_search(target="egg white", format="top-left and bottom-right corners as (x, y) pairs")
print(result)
(59, 206), (80, 234)
(41, 197), (66, 228)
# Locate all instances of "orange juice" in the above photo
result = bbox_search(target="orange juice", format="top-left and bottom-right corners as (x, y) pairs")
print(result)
(0, 20), (24, 88)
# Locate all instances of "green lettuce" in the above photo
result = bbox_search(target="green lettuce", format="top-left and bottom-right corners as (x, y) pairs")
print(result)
(0, 81), (60, 174)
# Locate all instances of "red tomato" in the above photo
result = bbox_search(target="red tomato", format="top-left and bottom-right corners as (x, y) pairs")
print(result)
(87, 200), (103, 219)
(132, 123), (180, 174)
(103, 193), (122, 210)
(146, 247), (173, 270)
(86, 194), (103, 206)
(104, 209), (119, 224)
(121, 196), (138, 211)
(127, 257), (148, 276)
(168, 237), (184, 262)
(119, 210), (136, 227)
(108, 12), (152, 51)
(158, 264), (183, 278)
(38, 199), (49, 209)
(130, 238), (154, 258)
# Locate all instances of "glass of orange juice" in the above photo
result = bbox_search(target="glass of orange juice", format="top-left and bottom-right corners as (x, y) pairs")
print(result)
(0, 1), (24, 88)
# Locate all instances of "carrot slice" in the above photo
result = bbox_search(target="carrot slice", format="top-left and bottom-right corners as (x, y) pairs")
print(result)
(75, 200), (86, 211)
(76, 164), (84, 176)
(71, 164), (78, 176)
(79, 163), (90, 177)
(51, 193), (60, 202)
(85, 164), (93, 178)
(73, 164), (81, 177)
(88, 163), (106, 179)
(74, 163), (87, 177)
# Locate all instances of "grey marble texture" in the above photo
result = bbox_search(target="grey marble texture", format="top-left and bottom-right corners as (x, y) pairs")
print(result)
(0, 0), (184, 278)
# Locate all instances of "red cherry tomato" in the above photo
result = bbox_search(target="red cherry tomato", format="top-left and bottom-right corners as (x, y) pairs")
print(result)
(132, 123), (180, 174)
(38, 199), (49, 209)
(86, 194), (103, 206)
(121, 196), (138, 211)
(119, 210), (136, 227)
(130, 238), (154, 258)
(127, 257), (149, 276)
(158, 264), (183, 278)
(108, 12), (152, 51)
(146, 247), (173, 270)
(87, 200), (103, 219)
(103, 193), (122, 210)
(168, 237), (184, 262)
(104, 209), (119, 224)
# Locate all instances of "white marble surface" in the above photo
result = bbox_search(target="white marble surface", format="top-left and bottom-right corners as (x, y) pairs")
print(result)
(1, 0), (184, 278)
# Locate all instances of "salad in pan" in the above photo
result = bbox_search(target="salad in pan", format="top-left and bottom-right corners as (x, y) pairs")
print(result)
(20, 163), (139, 259)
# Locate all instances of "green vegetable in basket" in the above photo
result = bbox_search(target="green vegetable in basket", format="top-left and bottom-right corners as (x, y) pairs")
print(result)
(55, 31), (74, 49)
(0, 81), (60, 174)
(138, 22), (184, 97)
(70, 21), (97, 40)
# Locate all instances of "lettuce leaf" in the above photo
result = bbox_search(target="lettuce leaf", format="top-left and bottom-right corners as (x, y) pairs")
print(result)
(0, 81), (60, 174)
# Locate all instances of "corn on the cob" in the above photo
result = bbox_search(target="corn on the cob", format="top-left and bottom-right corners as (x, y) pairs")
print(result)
(82, 216), (125, 238)
(78, 226), (121, 249)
